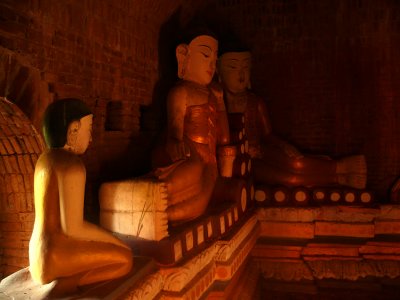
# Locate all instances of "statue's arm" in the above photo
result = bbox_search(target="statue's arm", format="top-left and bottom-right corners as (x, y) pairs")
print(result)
(59, 161), (129, 249)
(257, 98), (273, 140)
(257, 98), (302, 158)
(211, 84), (230, 145)
(166, 86), (189, 161)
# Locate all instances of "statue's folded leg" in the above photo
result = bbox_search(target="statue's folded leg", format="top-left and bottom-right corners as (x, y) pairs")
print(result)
(253, 158), (337, 187)
(167, 192), (211, 222)
(167, 164), (217, 222)
(161, 159), (203, 206)
(41, 236), (132, 287)
(47, 258), (131, 297)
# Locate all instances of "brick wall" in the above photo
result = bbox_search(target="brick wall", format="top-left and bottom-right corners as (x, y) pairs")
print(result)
(213, 0), (400, 199)
(0, 97), (45, 278)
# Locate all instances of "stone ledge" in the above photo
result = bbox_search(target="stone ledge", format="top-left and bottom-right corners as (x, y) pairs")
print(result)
(258, 205), (400, 239)
(315, 221), (374, 238)
(257, 205), (400, 224)
(0, 257), (156, 300)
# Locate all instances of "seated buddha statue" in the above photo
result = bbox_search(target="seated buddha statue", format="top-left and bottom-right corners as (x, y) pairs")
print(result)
(29, 99), (132, 293)
(152, 30), (230, 223)
(217, 48), (367, 189)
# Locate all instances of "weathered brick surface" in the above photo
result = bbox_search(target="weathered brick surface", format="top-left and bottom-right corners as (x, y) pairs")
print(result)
(0, 98), (44, 278)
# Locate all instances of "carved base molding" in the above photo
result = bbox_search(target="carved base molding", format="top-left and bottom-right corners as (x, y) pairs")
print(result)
(119, 202), (254, 266)
(3, 205), (400, 299)
(255, 258), (400, 282)
(257, 205), (400, 238)
(119, 214), (260, 300)
(254, 205), (400, 282)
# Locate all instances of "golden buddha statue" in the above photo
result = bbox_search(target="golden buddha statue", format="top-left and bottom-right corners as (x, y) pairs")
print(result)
(29, 99), (132, 293)
(218, 50), (367, 189)
(153, 32), (230, 223)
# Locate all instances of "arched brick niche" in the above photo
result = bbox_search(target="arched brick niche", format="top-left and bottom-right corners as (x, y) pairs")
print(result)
(0, 97), (45, 278)
(0, 49), (50, 279)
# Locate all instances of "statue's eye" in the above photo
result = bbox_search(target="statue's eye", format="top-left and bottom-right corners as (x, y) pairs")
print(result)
(201, 52), (210, 58)
(228, 65), (237, 69)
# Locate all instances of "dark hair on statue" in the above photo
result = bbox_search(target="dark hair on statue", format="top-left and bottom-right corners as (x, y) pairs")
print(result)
(42, 98), (92, 148)
(178, 21), (219, 45)
(218, 31), (250, 57)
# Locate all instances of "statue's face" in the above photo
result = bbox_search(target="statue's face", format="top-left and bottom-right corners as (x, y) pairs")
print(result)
(73, 114), (93, 154)
(218, 51), (251, 94)
(183, 35), (218, 85)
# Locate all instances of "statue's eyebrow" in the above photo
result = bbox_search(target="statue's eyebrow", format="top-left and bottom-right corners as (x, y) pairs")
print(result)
(197, 45), (213, 56)
(198, 44), (212, 50)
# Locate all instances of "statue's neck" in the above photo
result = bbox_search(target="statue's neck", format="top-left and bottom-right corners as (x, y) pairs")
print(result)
(180, 79), (209, 90)
(225, 89), (248, 98)
(224, 90), (248, 113)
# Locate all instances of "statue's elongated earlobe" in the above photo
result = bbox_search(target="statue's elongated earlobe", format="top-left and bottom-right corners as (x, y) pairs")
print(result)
(176, 44), (189, 79)
(65, 120), (80, 152)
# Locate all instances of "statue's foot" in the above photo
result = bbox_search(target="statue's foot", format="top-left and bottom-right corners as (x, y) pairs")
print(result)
(338, 173), (367, 189)
(337, 155), (367, 174)
(48, 276), (79, 297)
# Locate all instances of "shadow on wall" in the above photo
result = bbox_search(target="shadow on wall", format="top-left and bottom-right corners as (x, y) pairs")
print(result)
(0, 48), (53, 131)
(140, 8), (182, 156)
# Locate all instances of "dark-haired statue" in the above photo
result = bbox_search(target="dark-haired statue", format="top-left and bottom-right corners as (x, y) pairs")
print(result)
(217, 50), (367, 189)
(29, 99), (132, 293)
(152, 32), (230, 223)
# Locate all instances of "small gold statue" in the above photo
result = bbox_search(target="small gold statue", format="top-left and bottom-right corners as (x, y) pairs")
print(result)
(29, 99), (132, 293)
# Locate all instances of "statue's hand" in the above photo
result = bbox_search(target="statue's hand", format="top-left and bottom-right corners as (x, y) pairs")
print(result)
(210, 82), (226, 111)
(282, 143), (302, 159)
(166, 138), (190, 162)
(268, 136), (302, 159)
(391, 178), (400, 203)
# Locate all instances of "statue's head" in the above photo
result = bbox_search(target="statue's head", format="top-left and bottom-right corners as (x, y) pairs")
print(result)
(42, 98), (93, 154)
(217, 38), (251, 94)
(176, 27), (218, 86)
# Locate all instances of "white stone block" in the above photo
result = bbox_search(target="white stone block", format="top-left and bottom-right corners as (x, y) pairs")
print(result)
(99, 177), (168, 241)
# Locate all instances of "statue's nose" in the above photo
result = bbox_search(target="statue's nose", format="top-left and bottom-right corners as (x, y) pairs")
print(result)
(239, 70), (245, 82)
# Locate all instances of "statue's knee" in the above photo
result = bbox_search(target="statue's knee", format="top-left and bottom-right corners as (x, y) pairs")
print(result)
(194, 199), (208, 217)
(290, 158), (305, 172)
(287, 175), (301, 186)
(31, 267), (53, 285)
(124, 251), (133, 268)
(121, 253), (133, 274)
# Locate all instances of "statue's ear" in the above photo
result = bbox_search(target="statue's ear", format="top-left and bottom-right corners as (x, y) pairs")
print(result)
(176, 44), (189, 79)
(66, 120), (81, 147)
(216, 58), (222, 82)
